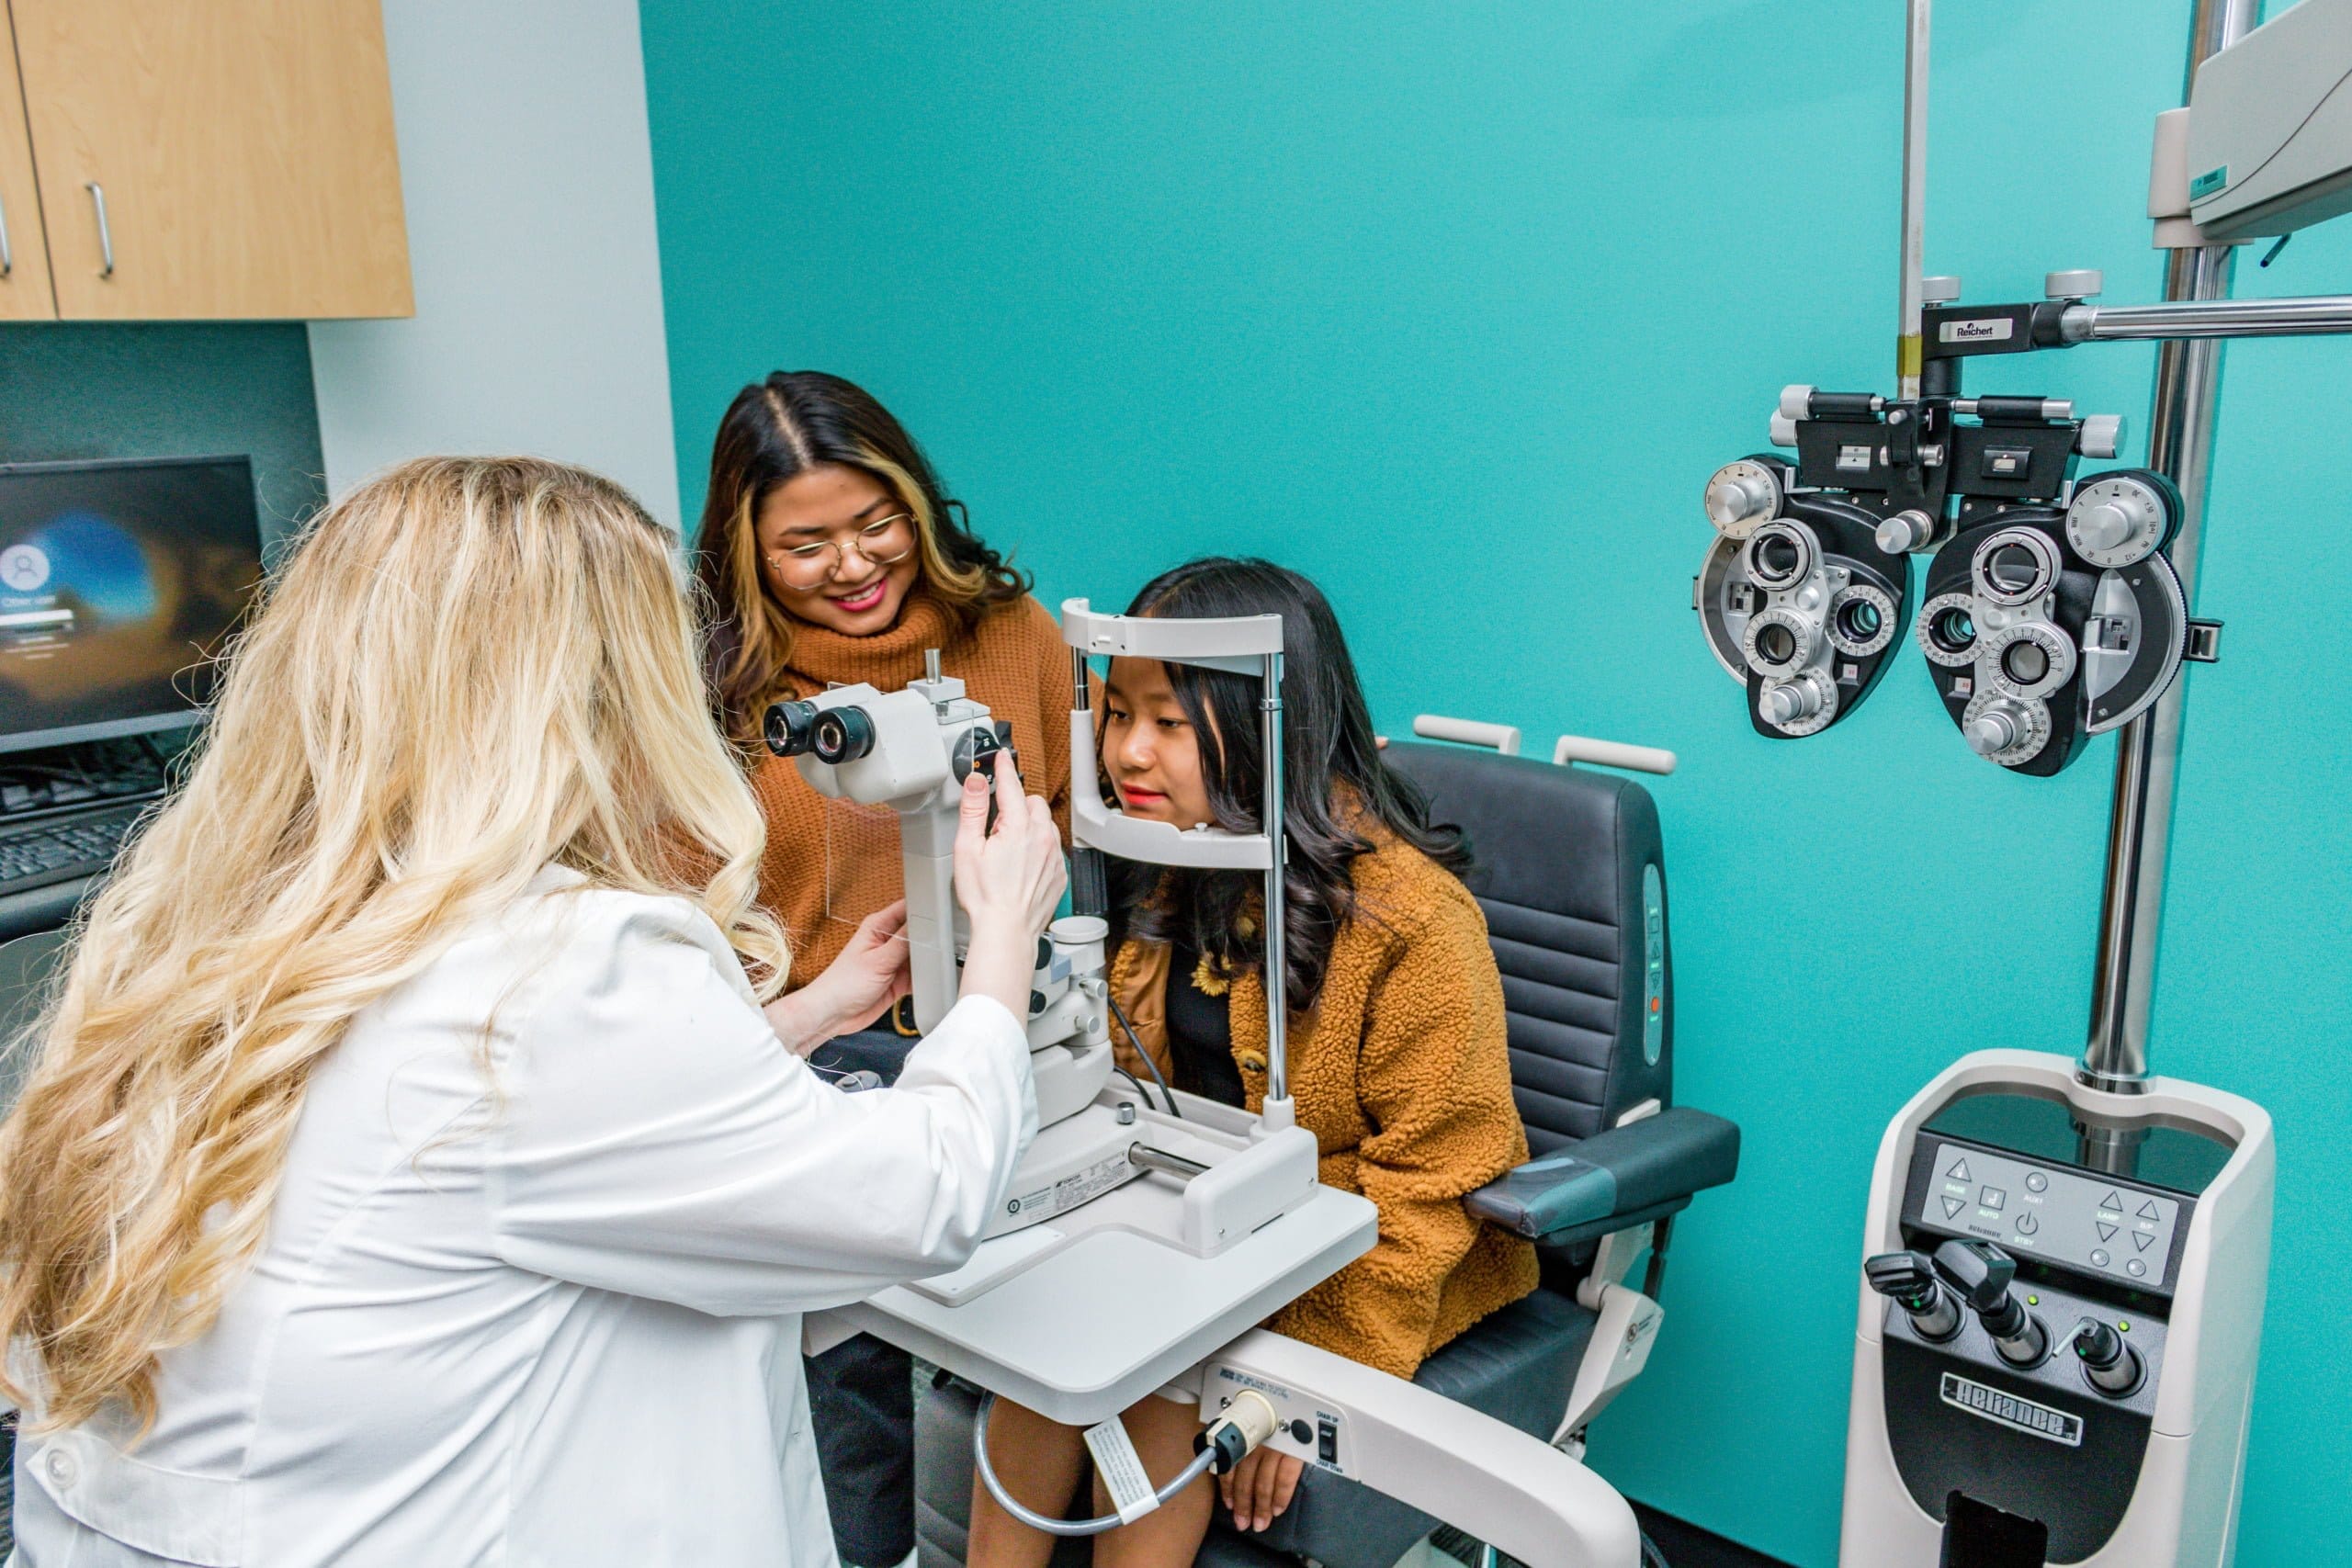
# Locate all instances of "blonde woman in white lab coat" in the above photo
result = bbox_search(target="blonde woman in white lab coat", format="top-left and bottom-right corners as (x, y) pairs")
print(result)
(0, 456), (1062, 1567)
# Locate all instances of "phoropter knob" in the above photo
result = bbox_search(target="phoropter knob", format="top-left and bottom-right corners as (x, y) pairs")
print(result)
(1758, 681), (1821, 727)
(1703, 462), (1782, 536)
(2073, 500), (2137, 554)
(2076, 414), (2125, 460)
(1965, 701), (2029, 758)
(1875, 508), (1938, 554)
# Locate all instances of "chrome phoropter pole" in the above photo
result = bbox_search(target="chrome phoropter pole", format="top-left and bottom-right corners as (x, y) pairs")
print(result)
(1895, 0), (1932, 401)
(2076, 0), (2258, 1164)
(2064, 294), (2352, 340)
(1259, 649), (1292, 1126)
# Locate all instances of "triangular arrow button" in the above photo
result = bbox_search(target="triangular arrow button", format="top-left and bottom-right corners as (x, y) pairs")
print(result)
(1948, 1158), (1973, 1181)
(2099, 1190), (2123, 1213)
(2097, 1222), (2119, 1243)
(1942, 1196), (1965, 1219)
(2139, 1200), (2161, 1220)
(2134, 1230), (2155, 1252)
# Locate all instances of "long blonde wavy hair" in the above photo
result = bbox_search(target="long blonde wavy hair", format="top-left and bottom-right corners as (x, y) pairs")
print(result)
(0, 456), (786, 1432)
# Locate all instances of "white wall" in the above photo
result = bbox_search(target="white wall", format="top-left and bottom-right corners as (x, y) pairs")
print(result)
(308, 0), (682, 527)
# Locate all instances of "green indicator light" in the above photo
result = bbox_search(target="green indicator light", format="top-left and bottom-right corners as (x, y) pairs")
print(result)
(2119, 1321), (2131, 1333)
(2027, 1294), (2040, 1306)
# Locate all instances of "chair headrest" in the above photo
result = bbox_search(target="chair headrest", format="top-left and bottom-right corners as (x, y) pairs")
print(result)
(1381, 741), (1661, 925)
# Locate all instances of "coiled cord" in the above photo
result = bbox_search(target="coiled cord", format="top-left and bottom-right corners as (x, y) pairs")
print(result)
(970, 1390), (1216, 1537)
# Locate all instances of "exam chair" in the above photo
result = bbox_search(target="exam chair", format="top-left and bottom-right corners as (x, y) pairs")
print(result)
(912, 739), (1739, 1568)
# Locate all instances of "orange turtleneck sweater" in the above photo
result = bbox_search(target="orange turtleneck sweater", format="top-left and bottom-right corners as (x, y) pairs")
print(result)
(752, 589), (1073, 988)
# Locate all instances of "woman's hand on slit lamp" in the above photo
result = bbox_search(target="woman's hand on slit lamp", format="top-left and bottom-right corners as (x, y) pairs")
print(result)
(954, 749), (1067, 1019)
(765, 900), (913, 1055)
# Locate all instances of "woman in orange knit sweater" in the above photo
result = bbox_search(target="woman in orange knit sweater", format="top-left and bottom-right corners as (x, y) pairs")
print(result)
(695, 370), (1071, 995)
(693, 371), (1073, 1568)
(969, 558), (1538, 1568)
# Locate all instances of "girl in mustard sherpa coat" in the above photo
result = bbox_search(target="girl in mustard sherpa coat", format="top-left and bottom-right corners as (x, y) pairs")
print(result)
(968, 559), (1538, 1568)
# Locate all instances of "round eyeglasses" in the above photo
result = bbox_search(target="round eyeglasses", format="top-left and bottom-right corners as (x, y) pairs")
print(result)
(765, 513), (918, 590)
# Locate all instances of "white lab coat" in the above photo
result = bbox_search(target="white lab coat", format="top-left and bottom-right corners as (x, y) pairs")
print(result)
(7, 866), (1036, 1567)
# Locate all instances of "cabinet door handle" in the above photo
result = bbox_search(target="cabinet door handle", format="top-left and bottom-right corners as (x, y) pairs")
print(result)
(85, 182), (114, 278)
(0, 192), (12, 277)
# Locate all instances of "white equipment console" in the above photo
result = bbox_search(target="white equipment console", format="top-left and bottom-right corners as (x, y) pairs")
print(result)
(1812, 0), (2352, 1558)
(787, 603), (1645, 1568)
(1842, 1053), (2273, 1565)
(2184, 0), (2352, 242)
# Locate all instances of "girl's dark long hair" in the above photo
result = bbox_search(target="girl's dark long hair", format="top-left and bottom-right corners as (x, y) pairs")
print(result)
(693, 371), (1029, 740)
(1108, 558), (1469, 1010)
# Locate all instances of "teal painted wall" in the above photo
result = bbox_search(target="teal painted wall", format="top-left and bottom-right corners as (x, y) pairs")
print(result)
(641, 4), (2352, 1561)
(0, 323), (328, 550)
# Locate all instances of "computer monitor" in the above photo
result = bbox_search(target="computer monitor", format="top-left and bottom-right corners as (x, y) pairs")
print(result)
(0, 455), (266, 756)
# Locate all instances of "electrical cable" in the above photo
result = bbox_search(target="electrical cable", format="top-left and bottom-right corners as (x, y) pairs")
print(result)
(971, 1390), (1216, 1537)
(1105, 991), (1180, 1118)
(1110, 1066), (1157, 1111)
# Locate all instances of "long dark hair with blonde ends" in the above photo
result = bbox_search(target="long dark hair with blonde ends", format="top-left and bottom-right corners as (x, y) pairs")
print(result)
(1107, 558), (1470, 1010)
(694, 371), (1029, 741)
(0, 457), (786, 1434)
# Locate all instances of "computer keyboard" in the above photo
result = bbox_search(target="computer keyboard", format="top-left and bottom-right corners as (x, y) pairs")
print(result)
(0, 801), (148, 897)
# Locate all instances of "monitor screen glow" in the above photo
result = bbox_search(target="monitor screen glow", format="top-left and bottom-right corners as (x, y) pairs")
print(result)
(0, 456), (266, 755)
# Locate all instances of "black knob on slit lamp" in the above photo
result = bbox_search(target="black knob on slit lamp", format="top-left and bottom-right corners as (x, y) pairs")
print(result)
(952, 722), (1014, 784)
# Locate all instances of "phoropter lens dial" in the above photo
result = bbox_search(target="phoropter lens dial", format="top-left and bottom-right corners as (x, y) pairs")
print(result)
(1972, 528), (2062, 608)
(1916, 592), (1979, 668)
(1984, 620), (2077, 700)
(1742, 606), (1818, 680)
(1826, 582), (1897, 658)
(1744, 521), (1816, 592)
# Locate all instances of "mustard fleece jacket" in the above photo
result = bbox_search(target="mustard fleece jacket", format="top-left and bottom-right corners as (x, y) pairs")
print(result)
(1109, 829), (1539, 1382)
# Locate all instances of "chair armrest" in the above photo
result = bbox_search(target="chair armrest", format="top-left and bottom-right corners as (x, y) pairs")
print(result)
(1466, 1107), (1740, 1241)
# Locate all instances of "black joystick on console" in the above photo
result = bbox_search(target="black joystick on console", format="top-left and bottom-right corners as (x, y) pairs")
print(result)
(1931, 1238), (2049, 1367)
(1864, 1250), (1962, 1342)
(2072, 1316), (2145, 1397)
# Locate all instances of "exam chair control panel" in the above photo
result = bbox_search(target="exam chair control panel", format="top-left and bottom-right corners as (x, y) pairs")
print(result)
(1863, 1132), (2196, 1561)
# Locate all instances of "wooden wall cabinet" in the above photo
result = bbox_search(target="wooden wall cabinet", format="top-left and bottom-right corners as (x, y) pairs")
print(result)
(0, 0), (56, 321)
(1, 0), (412, 321)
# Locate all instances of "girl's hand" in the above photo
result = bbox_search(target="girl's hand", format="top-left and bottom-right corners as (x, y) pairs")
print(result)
(765, 900), (911, 1055)
(954, 750), (1066, 1019)
(1220, 1448), (1305, 1532)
